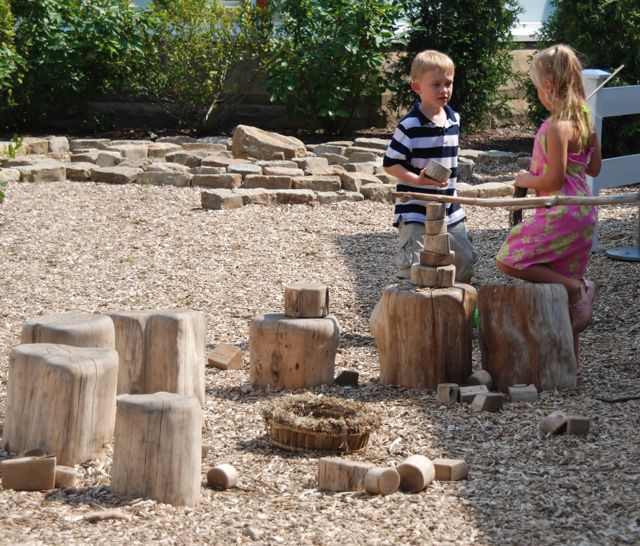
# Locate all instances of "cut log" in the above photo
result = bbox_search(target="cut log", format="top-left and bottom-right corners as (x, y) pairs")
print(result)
(419, 250), (455, 267)
(370, 284), (476, 389)
(364, 467), (400, 495)
(22, 312), (115, 349)
(479, 284), (576, 391)
(566, 415), (590, 435)
(423, 159), (452, 183)
(111, 392), (202, 506)
(541, 410), (568, 434)
(397, 455), (435, 493)
(410, 264), (456, 288)
(55, 465), (78, 489)
(207, 343), (243, 370)
(109, 309), (206, 404)
(458, 385), (489, 403)
(508, 384), (538, 402)
(426, 203), (446, 220)
(3, 344), (118, 466)
(284, 283), (329, 318)
(1, 456), (56, 491)
(317, 457), (374, 491)
(424, 233), (451, 255)
(437, 383), (459, 405)
(424, 219), (447, 236)
(467, 370), (493, 389)
(469, 392), (504, 412)
(207, 464), (238, 489)
(249, 314), (340, 389)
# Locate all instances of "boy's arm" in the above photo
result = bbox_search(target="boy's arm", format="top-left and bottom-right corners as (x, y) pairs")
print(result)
(384, 164), (449, 188)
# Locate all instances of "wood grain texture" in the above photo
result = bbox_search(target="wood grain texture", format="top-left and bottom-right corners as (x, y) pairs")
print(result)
(22, 312), (115, 349)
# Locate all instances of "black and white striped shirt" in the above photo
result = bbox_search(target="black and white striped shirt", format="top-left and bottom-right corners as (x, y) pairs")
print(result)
(383, 103), (466, 227)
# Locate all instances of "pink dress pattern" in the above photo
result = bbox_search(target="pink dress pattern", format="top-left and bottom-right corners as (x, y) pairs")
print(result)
(497, 118), (597, 278)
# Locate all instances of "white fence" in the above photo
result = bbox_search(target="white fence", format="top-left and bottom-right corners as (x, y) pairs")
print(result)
(582, 69), (640, 253)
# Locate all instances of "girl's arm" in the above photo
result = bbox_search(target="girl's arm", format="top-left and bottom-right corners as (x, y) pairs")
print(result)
(586, 131), (602, 177)
(515, 120), (573, 192)
(384, 164), (448, 188)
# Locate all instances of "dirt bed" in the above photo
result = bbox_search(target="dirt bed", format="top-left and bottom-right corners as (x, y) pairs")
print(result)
(0, 172), (638, 545)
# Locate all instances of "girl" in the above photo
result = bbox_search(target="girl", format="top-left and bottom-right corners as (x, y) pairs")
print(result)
(496, 44), (602, 355)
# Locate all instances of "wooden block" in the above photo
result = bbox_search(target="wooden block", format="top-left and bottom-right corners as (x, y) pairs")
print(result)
(508, 384), (538, 402)
(467, 370), (493, 389)
(208, 343), (243, 370)
(422, 159), (452, 183)
(55, 465), (78, 489)
(425, 203), (446, 220)
(433, 458), (468, 481)
(566, 415), (590, 435)
(425, 219), (447, 235)
(207, 464), (238, 489)
(541, 410), (568, 434)
(419, 250), (455, 267)
(459, 385), (489, 403)
(317, 457), (374, 492)
(22, 312), (115, 349)
(202, 444), (213, 459)
(424, 233), (451, 255)
(410, 264), (455, 288)
(364, 467), (400, 495)
(397, 455), (435, 493)
(334, 370), (359, 387)
(2, 456), (56, 491)
(470, 392), (504, 412)
(437, 383), (459, 405)
(284, 283), (329, 318)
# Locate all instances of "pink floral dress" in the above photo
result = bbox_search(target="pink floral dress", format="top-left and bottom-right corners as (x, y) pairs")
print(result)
(497, 118), (598, 278)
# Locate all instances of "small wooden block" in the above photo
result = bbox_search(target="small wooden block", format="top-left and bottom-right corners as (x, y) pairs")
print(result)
(467, 370), (493, 389)
(2, 456), (56, 491)
(508, 384), (538, 402)
(55, 465), (78, 489)
(432, 458), (468, 481)
(317, 457), (374, 492)
(541, 410), (568, 434)
(424, 233), (451, 255)
(470, 392), (504, 412)
(202, 444), (213, 458)
(425, 203), (446, 220)
(566, 415), (590, 435)
(410, 264), (456, 288)
(422, 159), (452, 183)
(334, 370), (359, 387)
(419, 250), (455, 267)
(364, 467), (400, 495)
(397, 455), (435, 493)
(207, 343), (243, 370)
(284, 283), (329, 318)
(459, 385), (489, 403)
(437, 383), (459, 405)
(207, 464), (238, 489)
(425, 219), (447, 236)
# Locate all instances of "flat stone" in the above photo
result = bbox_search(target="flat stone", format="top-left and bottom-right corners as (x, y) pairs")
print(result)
(244, 175), (293, 190)
(198, 136), (231, 147)
(104, 144), (148, 160)
(359, 184), (394, 203)
(323, 153), (349, 166)
(457, 157), (474, 182)
(228, 164), (263, 177)
(148, 162), (191, 174)
(291, 156), (328, 170)
(47, 136), (70, 154)
(339, 172), (381, 192)
(201, 156), (251, 168)
(0, 168), (21, 183)
(69, 138), (111, 151)
(164, 151), (203, 167)
(65, 162), (96, 182)
(353, 137), (390, 150)
(96, 151), (123, 167)
(232, 125), (306, 160)
(190, 166), (226, 175)
(255, 160), (298, 169)
(376, 173), (399, 185)
(70, 151), (98, 163)
(233, 188), (273, 206)
(314, 144), (347, 157)
(262, 166), (304, 177)
(201, 189), (244, 210)
(272, 189), (315, 205)
(22, 137), (50, 155)
(346, 150), (379, 163)
(475, 182), (513, 198)
(16, 162), (66, 182)
(343, 162), (378, 174)
(182, 142), (227, 154)
(456, 183), (478, 197)
(156, 135), (197, 145)
(137, 171), (192, 187)
(192, 173), (242, 189)
(293, 175), (341, 192)
(147, 142), (182, 158)
(91, 166), (143, 184)
(315, 191), (364, 204)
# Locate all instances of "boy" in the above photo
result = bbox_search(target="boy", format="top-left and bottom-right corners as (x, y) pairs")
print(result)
(383, 50), (477, 282)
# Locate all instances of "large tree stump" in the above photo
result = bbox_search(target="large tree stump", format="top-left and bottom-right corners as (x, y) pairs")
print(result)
(111, 392), (201, 506)
(22, 312), (115, 349)
(3, 343), (118, 465)
(478, 283), (576, 391)
(108, 309), (205, 404)
(370, 283), (477, 389)
(249, 314), (340, 389)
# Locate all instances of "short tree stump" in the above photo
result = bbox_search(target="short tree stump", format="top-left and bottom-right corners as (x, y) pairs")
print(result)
(22, 312), (115, 349)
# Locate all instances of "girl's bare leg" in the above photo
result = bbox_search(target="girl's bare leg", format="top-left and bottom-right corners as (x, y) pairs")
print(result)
(496, 261), (582, 304)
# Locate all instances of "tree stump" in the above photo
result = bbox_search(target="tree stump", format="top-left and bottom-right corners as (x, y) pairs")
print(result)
(370, 283), (477, 389)
(108, 309), (205, 404)
(111, 392), (202, 506)
(3, 344), (118, 465)
(21, 312), (115, 349)
(249, 314), (340, 389)
(478, 283), (576, 391)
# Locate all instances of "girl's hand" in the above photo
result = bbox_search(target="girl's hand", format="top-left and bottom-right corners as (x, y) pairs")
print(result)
(514, 169), (529, 188)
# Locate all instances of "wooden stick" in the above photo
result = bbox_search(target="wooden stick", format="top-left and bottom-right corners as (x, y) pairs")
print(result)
(393, 191), (640, 210)
(586, 65), (625, 100)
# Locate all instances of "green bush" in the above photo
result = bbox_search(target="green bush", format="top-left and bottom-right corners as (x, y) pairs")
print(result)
(265, 0), (400, 135)
(0, 0), (20, 101)
(390, 0), (521, 131)
(3, 0), (147, 128)
(532, 0), (640, 158)
(133, 0), (271, 130)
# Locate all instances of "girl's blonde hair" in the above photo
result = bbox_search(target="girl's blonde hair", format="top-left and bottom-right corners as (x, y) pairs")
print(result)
(411, 50), (455, 80)
(531, 44), (592, 144)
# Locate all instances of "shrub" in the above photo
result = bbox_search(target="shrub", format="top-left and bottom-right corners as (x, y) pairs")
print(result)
(532, 0), (640, 158)
(4, 0), (147, 128)
(0, 0), (20, 101)
(265, 0), (401, 135)
(390, 0), (521, 131)
(133, 0), (272, 131)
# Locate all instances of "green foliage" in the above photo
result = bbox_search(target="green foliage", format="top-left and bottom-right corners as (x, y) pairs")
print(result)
(133, 0), (272, 130)
(265, 0), (401, 135)
(390, 0), (521, 131)
(4, 0), (148, 127)
(0, 0), (20, 101)
(531, 0), (640, 157)
(0, 135), (23, 203)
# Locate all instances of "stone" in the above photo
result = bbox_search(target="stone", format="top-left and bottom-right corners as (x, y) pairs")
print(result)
(293, 175), (341, 192)
(272, 189), (315, 205)
(91, 166), (143, 185)
(262, 166), (304, 177)
(456, 182), (478, 197)
(190, 166), (226, 175)
(314, 144), (347, 157)
(291, 156), (329, 170)
(137, 171), (192, 187)
(156, 135), (197, 145)
(508, 384), (538, 402)
(517, 156), (531, 170)
(437, 383), (459, 405)
(69, 138), (111, 151)
(148, 162), (191, 174)
(233, 188), (273, 206)
(475, 182), (513, 198)
(458, 384), (489, 403)
(339, 172), (381, 192)
(347, 150), (379, 163)
(228, 163), (263, 177)
(0, 168), (21, 183)
(244, 175), (293, 190)
(432, 458), (468, 481)
(376, 173), (399, 185)
(360, 184), (394, 203)
(70, 151), (99, 163)
(343, 162), (377, 174)
(255, 160), (298, 169)
(22, 137), (50, 155)
(334, 370), (359, 387)
(182, 142), (227, 154)
(423, 159), (452, 183)
(201, 156), (251, 168)
(16, 162), (66, 183)
(201, 189), (244, 210)
(65, 162), (96, 182)
(323, 152), (349, 166)
(192, 173), (242, 189)
(541, 410), (568, 434)
(457, 157), (474, 182)
(96, 151), (123, 167)
(315, 191), (364, 204)
(232, 124), (306, 160)
(47, 136), (70, 154)
(165, 151), (203, 167)
(353, 137), (390, 150)
(476, 150), (516, 164)
(147, 142), (182, 158)
(104, 144), (148, 161)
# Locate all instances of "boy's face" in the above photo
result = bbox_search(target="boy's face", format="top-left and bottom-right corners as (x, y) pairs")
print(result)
(411, 69), (454, 112)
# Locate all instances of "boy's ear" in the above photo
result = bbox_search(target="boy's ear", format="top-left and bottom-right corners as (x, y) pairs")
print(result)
(411, 79), (421, 94)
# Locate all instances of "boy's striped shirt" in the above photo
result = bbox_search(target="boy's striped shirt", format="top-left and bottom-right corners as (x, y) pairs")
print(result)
(383, 103), (466, 227)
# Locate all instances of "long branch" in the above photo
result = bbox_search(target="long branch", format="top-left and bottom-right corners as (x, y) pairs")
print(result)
(392, 191), (640, 210)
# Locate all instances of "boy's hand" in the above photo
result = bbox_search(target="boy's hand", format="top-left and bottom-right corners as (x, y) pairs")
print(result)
(418, 168), (448, 188)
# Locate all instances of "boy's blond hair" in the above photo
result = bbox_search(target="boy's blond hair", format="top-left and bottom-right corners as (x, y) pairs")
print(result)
(411, 50), (455, 80)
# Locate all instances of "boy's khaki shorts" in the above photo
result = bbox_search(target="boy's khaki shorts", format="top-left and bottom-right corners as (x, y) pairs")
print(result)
(395, 219), (477, 283)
